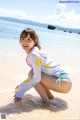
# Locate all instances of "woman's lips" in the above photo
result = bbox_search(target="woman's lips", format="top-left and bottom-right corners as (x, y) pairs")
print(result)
(23, 45), (28, 49)
(23, 45), (28, 47)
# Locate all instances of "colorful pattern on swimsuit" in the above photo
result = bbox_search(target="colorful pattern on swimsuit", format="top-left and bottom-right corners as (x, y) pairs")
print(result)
(16, 47), (69, 99)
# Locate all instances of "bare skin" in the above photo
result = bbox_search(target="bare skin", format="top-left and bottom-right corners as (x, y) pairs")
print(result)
(34, 82), (54, 103)
(14, 34), (72, 103)
(14, 71), (72, 103)
(41, 83), (54, 100)
(41, 72), (72, 94)
(14, 72), (54, 103)
(30, 71), (72, 103)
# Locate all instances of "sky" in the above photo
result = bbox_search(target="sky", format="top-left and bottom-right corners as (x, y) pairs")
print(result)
(0, 0), (80, 28)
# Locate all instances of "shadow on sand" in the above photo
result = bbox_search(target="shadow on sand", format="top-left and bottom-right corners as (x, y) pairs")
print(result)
(0, 94), (68, 115)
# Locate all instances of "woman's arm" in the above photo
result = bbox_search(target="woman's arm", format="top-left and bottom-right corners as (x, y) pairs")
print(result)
(15, 54), (42, 99)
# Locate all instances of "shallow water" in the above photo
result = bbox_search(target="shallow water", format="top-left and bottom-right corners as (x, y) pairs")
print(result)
(0, 19), (80, 74)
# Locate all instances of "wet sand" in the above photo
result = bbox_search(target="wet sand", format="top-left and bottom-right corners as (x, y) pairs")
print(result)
(0, 53), (80, 120)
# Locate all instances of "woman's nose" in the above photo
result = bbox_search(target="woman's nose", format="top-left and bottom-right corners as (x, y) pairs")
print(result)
(23, 39), (27, 43)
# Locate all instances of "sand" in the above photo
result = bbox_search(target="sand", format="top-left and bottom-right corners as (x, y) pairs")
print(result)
(0, 53), (80, 120)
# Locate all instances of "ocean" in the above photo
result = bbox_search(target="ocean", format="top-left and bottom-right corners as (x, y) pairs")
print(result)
(0, 19), (80, 74)
(0, 19), (80, 120)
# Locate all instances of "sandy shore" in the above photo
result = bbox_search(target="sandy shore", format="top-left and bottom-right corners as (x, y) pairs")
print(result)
(0, 53), (80, 120)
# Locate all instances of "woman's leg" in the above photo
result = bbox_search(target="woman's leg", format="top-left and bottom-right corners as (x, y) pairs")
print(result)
(41, 72), (72, 93)
(28, 70), (50, 103)
(34, 82), (54, 102)
(34, 82), (50, 103)
(28, 70), (72, 103)
(41, 83), (54, 99)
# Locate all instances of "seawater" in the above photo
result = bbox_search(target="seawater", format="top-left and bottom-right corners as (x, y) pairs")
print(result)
(0, 19), (80, 72)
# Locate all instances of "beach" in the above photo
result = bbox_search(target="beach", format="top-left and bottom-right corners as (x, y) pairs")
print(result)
(0, 20), (80, 120)
(0, 51), (80, 120)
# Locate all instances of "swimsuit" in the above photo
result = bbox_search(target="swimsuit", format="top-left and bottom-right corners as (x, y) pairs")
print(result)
(16, 47), (70, 99)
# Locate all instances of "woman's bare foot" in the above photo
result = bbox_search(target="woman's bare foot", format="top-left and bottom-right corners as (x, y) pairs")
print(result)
(48, 95), (54, 100)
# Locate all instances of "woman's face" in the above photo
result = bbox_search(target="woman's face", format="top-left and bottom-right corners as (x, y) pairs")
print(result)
(20, 34), (36, 54)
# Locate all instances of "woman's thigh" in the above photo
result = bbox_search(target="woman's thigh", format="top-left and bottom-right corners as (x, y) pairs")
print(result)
(41, 72), (72, 93)
(28, 70), (72, 93)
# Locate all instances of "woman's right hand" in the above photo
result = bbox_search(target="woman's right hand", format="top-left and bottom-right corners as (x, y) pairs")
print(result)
(13, 86), (22, 103)
(13, 93), (22, 103)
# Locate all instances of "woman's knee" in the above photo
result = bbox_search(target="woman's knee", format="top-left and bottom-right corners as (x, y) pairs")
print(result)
(61, 79), (72, 93)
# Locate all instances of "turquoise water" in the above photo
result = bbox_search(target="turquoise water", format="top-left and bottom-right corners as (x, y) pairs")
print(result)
(0, 19), (80, 70)
(0, 20), (80, 74)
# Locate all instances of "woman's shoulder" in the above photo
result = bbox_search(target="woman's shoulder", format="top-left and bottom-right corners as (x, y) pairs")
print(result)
(30, 47), (48, 57)
(30, 47), (39, 55)
(27, 47), (40, 61)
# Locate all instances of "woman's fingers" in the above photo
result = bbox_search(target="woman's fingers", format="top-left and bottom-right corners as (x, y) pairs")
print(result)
(13, 93), (22, 103)
(14, 97), (22, 103)
(15, 86), (19, 89)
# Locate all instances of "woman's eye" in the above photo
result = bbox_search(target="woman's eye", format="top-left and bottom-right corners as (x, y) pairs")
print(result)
(21, 38), (25, 41)
(27, 39), (31, 42)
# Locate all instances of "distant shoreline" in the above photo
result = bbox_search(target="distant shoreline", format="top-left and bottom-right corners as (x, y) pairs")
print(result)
(0, 16), (80, 34)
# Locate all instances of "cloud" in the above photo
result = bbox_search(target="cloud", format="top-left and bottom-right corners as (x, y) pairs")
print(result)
(52, 4), (80, 28)
(0, 6), (80, 29)
(55, 3), (66, 14)
(40, 4), (80, 28)
(0, 8), (37, 20)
